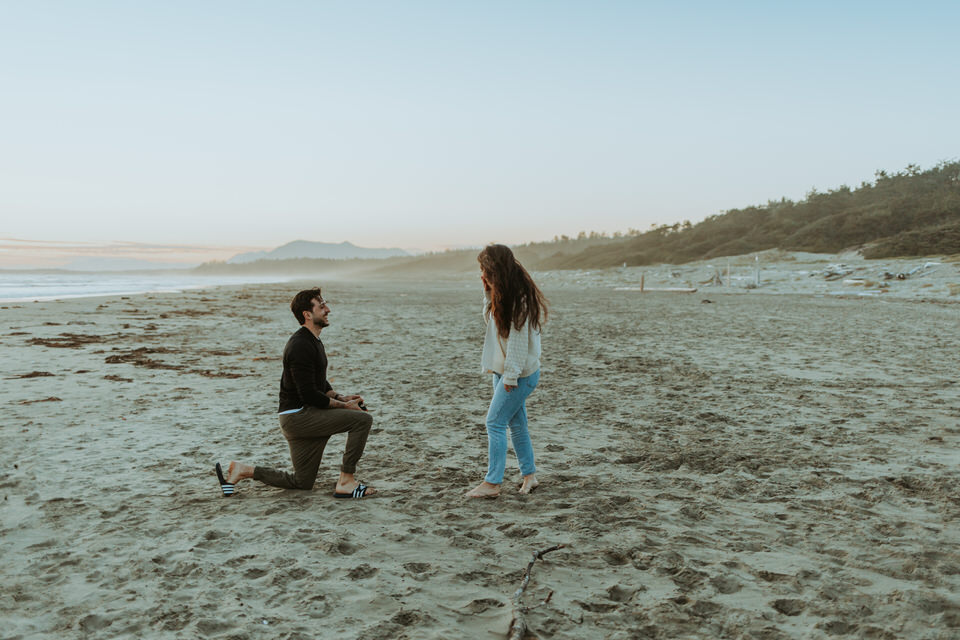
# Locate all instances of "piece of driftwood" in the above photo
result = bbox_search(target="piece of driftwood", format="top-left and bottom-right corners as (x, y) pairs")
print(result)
(817, 263), (854, 280)
(614, 286), (698, 293)
(508, 544), (566, 640)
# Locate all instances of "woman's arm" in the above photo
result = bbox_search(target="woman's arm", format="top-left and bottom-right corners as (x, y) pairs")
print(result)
(502, 321), (529, 389)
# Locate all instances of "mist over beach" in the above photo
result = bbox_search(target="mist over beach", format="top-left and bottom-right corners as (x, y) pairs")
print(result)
(2, 2), (960, 639)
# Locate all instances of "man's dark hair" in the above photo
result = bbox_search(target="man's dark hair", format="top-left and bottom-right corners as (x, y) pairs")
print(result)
(290, 288), (322, 325)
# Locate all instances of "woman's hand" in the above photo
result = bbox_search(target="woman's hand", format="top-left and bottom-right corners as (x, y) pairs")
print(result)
(504, 384), (516, 393)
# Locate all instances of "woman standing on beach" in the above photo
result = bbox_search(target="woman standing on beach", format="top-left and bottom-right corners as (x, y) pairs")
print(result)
(466, 244), (547, 498)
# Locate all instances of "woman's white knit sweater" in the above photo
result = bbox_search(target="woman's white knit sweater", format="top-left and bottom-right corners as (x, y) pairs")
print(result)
(480, 292), (541, 386)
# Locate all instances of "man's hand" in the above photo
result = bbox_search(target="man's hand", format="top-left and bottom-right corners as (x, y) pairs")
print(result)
(330, 391), (365, 406)
(343, 398), (363, 411)
(504, 384), (516, 393)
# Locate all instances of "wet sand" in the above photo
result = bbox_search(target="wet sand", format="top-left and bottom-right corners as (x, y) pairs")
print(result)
(1, 259), (959, 638)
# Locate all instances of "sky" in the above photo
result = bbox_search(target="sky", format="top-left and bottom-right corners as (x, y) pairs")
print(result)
(1, 1), (958, 267)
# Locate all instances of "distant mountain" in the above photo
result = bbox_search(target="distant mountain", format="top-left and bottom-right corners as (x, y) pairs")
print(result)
(198, 161), (960, 276)
(63, 257), (198, 271)
(228, 240), (409, 263)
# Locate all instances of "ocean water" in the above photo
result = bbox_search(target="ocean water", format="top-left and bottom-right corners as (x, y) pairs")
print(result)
(0, 272), (289, 303)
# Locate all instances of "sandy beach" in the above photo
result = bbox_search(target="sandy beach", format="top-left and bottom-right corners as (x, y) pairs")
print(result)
(2, 253), (958, 639)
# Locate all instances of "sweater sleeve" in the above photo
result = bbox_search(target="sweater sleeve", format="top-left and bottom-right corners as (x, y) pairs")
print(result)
(287, 346), (331, 409)
(501, 321), (529, 387)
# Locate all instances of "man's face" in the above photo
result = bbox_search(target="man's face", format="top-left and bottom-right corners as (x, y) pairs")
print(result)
(306, 297), (330, 328)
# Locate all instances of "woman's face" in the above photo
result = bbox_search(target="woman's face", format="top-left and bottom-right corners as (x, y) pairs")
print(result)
(479, 250), (504, 286)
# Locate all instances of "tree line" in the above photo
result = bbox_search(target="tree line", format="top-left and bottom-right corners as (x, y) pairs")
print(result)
(195, 160), (959, 275)
(535, 160), (960, 269)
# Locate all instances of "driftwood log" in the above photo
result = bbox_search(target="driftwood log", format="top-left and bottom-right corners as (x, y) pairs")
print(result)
(508, 544), (566, 640)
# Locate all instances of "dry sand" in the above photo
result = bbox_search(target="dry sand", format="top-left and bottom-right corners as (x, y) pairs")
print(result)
(1, 253), (959, 639)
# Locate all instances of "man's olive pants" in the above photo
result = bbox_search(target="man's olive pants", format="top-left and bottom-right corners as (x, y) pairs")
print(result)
(253, 407), (373, 490)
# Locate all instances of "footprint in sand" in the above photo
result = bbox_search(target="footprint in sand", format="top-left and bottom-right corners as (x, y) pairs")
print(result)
(243, 567), (269, 579)
(403, 562), (432, 574)
(347, 564), (378, 580)
(605, 584), (639, 602)
(463, 598), (504, 614)
(771, 598), (806, 616)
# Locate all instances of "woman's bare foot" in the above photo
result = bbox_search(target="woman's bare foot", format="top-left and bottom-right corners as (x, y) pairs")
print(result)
(465, 481), (501, 498)
(518, 474), (539, 495)
(226, 461), (254, 484)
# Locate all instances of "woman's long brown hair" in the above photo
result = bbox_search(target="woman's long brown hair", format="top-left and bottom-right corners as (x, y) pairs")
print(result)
(478, 244), (548, 340)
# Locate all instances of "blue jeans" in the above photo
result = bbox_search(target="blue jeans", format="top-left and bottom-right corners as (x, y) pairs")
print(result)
(484, 370), (540, 484)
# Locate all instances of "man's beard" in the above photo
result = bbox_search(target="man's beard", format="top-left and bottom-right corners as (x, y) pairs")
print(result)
(314, 317), (329, 329)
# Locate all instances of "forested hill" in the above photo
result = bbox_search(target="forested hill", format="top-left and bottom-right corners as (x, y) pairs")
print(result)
(537, 161), (960, 269)
(194, 161), (959, 276)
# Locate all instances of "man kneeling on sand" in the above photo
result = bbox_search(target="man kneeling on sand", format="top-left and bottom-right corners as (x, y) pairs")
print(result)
(215, 287), (376, 499)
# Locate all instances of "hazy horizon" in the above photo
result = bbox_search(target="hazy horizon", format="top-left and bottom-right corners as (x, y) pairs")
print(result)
(2, 2), (958, 268)
(0, 236), (489, 270)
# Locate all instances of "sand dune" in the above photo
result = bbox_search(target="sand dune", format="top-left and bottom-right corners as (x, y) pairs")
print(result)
(1, 257), (958, 638)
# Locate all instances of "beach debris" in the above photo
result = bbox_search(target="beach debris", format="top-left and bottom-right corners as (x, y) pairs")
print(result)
(105, 347), (182, 370)
(508, 543), (565, 640)
(701, 299), (713, 304)
(19, 396), (61, 404)
(700, 269), (724, 286)
(615, 273), (697, 293)
(812, 264), (854, 280)
(192, 369), (246, 378)
(27, 333), (105, 348)
(8, 371), (54, 379)
(103, 348), (247, 378)
(615, 286), (697, 293)
(911, 261), (940, 275)
(884, 261), (941, 280)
